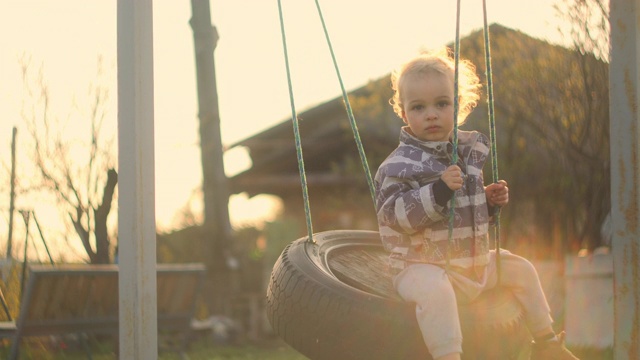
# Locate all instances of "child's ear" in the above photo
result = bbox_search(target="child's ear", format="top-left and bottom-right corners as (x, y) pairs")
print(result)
(401, 111), (408, 124)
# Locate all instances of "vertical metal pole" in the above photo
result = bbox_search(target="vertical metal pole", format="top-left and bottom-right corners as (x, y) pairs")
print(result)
(610, 0), (640, 358)
(19, 211), (30, 301)
(31, 212), (54, 265)
(117, 0), (157, 359)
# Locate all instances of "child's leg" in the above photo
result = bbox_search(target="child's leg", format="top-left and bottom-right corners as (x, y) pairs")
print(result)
(394, 264), (463, 359)
(487, 250), (554, 335)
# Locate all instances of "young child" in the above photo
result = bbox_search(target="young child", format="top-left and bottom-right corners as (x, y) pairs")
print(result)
(374, 48), (578, 360)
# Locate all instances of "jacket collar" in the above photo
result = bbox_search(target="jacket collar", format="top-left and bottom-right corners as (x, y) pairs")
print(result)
(399, 126), (453, 158)
(399, 127), (479, 159)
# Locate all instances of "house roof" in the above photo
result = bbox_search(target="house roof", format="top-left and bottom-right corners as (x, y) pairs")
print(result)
(227, 75), (399, 196)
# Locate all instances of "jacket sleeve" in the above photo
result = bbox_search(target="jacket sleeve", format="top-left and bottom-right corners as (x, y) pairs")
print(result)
(376, 174), (449, 236)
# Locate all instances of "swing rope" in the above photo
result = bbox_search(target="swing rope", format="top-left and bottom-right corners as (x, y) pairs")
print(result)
(447, 0), (462, 273)
(277, 0), (315, 243)
(448, 0), (502, 280)
(277, 0), (378, 244)
(482, 0), (502, 284)
(313, 0), (376, 205)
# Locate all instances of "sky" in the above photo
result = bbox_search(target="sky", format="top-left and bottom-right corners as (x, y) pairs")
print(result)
(0, 0), (567, 261)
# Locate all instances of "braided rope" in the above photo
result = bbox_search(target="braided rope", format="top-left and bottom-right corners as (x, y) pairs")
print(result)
(313, 0), (376, 204)
(277, 0), (314, 243)
(482, 0), (502, 284)
(447, 0), (462, 273)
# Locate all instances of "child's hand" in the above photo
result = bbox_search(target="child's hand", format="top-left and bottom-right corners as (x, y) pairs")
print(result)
(441, 165), (463, 191)
(485, 180), (509, 207)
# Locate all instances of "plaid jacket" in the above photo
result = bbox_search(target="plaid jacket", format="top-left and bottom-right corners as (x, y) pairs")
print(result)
(374, 127), (492, 271)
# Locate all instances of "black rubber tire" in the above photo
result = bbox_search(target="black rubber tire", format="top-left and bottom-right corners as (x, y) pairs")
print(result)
(266, 230), (530, 360)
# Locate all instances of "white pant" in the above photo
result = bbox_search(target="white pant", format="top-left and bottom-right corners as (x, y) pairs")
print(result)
(393, 250), (553, 358)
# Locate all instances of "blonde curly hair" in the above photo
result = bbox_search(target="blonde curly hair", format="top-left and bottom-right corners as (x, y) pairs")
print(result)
(390, 47), (481, 124)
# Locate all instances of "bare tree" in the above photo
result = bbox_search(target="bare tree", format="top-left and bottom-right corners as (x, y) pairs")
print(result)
(554, 0), (610, 61)
(19, 55), (117, 264)
(551, 0), (611, 251)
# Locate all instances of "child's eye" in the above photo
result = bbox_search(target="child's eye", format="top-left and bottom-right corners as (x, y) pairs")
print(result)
(437, 101), (450, 108)
(411, 104), (424, 111)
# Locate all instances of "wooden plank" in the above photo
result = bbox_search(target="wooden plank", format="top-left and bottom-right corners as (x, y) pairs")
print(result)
(85, 274), (118, 317)
(70, 275), (91, 318)
(6, 265), (201, 360)
(13, 265), (203, 336)
(157, 273), (174, 312)
(26, 277), (49, 320)
(169, 275), (194, 312)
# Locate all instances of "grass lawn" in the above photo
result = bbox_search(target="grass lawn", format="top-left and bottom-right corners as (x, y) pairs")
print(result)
(157, 339), (308, 360)
(0, 337), (308, 360)
(570, 347), (614, 360)
(0, 336), (613, 359)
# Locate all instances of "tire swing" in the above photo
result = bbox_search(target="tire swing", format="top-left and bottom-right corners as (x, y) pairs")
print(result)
(267, 1), (531, 359)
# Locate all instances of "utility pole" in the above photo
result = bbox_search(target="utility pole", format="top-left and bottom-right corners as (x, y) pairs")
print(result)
(190, 0), (234, 314)
(7, 127), (17, 259)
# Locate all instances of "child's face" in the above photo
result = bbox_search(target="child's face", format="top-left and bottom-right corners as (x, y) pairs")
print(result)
(400, 72), (454, 142)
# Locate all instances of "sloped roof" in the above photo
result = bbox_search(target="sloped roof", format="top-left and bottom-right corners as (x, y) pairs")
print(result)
(227, 75), (398, 196)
